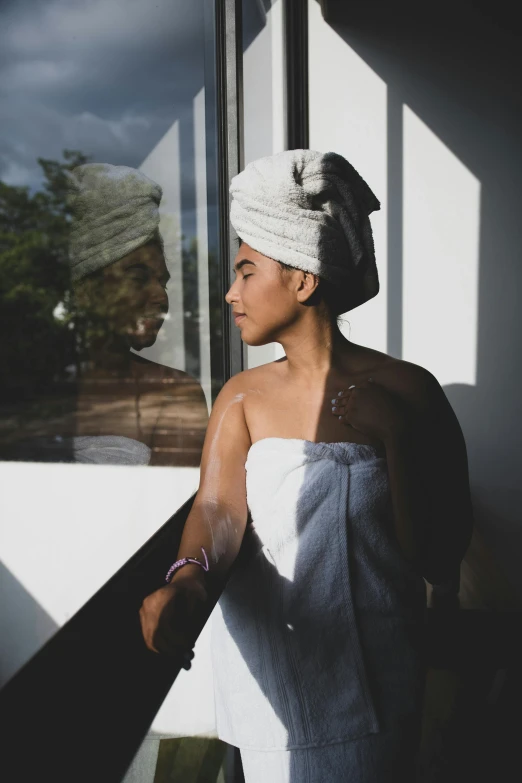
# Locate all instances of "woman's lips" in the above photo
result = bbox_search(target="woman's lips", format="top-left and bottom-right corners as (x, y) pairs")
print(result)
(234, 313), (246, 325)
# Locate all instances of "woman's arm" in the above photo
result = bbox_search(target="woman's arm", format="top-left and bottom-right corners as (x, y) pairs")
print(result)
(140, 373), (251, 653)
(383, 368), (474, 584)
(170, 373), (251, 593)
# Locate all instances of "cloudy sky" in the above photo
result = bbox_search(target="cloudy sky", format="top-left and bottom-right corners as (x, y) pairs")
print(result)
(0, 0), (209, 190)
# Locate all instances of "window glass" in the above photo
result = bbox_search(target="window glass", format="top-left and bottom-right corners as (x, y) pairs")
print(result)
(0, 0), (223, 695)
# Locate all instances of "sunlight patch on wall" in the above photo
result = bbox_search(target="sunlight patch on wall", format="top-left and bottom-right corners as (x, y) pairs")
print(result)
(308, 0), (388, 354)
(403, 106), (480, 386)
(0, 460), (216, 735)
(0, 462), (199, 628)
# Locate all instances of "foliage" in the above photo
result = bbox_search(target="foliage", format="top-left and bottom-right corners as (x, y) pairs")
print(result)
(0, 150), (88, 392)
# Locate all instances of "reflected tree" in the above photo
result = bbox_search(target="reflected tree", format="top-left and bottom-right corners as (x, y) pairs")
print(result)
(0, 150), (89, 394)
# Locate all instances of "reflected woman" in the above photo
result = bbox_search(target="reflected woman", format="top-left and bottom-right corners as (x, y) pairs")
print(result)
(65, 163), (208, 466)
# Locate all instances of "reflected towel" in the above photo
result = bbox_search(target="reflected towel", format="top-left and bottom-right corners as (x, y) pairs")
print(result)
(67, 163), (162, 282)
(69, 435), (151, 465)
(7, 435), (151, 466)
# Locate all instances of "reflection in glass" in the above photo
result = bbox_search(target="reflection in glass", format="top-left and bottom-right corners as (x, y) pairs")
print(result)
(0, 0), (226, 779)
(0, 160), (209, 467)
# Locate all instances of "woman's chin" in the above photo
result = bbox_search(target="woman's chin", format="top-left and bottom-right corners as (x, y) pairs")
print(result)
(241, 332), (273, 348)
(129, 332), (159, 351)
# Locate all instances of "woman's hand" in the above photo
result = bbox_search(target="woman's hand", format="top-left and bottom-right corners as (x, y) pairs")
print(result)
(330, 378), (409, 444)
(139, 573), (209, 663)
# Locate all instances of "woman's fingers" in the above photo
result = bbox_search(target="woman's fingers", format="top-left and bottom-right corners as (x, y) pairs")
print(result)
(140, 581), (206, 659)
(154, 598), (197, 656)
(331, 391), (351, 416)
(139, 604), (162, 653)
(331, 380), (374, 416)
(152, 627), (192, 659)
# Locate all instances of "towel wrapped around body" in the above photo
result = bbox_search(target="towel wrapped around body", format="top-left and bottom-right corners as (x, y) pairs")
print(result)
(211, 438), (427, 758)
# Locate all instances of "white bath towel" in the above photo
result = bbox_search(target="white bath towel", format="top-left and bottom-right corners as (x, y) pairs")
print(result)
(230, 150), (381, 313)
(67, 163), (162, 282)
(211, 438), (427, 753)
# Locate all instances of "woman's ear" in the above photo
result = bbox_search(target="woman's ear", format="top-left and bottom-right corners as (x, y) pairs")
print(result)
(296, 272), (321, 305)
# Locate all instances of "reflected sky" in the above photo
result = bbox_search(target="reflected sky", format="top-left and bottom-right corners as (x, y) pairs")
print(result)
(0, 0), (205, 191)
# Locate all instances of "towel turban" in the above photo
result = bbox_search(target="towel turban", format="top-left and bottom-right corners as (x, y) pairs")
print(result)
(230, 149), (381, 313)
(67, 163), (162, 282)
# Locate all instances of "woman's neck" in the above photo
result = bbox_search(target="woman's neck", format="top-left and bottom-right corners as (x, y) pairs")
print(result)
(84, 333), (133, 375)
(278, 314), (357, 385)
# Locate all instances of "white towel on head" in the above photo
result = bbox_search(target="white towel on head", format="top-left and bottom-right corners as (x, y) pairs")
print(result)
(67, 163), (162, 282)
(230, 150), (381, 313)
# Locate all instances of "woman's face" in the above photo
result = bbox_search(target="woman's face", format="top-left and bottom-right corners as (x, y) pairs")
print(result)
(78, 242), (170, 351)
(225, 242), (313, 346)
(103, 242), (170, 350)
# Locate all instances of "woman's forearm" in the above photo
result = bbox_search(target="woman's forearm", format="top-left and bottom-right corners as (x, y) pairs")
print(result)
(169, 497), (248, 593)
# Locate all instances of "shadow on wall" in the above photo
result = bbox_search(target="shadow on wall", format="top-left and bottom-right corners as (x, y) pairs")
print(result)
(320, 0), (522, 597)
(0, 561), (58, 687)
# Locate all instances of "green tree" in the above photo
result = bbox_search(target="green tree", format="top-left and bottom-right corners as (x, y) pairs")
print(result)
(0, 149), (88, 392)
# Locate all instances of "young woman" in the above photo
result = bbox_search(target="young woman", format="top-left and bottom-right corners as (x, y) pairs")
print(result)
(140, 150), (474, 782)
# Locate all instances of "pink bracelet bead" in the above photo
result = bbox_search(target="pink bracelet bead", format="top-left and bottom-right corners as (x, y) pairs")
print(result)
(165, 547), (209, 583)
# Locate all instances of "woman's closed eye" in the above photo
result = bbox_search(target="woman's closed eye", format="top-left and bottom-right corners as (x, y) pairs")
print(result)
(125, 270), (148, 284)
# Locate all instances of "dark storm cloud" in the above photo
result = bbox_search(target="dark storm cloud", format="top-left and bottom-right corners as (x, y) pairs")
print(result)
(0, 0), (207, 189)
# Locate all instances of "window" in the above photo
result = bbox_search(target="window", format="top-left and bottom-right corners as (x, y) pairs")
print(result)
(0, 0), (224, 692)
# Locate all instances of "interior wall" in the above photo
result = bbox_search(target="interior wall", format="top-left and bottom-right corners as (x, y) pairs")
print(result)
(309, 0), (522, 596)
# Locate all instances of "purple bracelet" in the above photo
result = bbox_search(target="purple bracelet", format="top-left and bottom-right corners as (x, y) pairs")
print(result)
(165, 547), (209, 583)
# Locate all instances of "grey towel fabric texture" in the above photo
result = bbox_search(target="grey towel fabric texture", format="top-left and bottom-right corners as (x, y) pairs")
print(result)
(68, 435), (151, 465)
(67, 163), (162, 282)
(230, 150), (381, 313)
(211, 438), (427, 758)
(8, 435), (151, 465)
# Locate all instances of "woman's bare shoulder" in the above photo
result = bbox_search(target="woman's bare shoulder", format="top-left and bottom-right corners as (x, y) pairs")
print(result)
(231, 360), (286, 392)
(375, 355), (442, 412)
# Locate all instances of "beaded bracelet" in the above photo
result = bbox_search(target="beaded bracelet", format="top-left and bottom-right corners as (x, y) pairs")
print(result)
(165, 547), (209, 584)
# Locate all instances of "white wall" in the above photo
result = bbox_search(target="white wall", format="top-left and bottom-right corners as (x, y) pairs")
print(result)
(0, 463), (198, 680)
(243, 0), (286, 370)
(308, 0), (522, 596)
(0, 459), (221, 738)
(402, 106), (480, 387)
(309, 0), (388, 353)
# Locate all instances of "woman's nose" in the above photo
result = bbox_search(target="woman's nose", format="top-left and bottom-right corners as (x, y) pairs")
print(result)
(149, 280), (168, 309)
(225, 282), (239, 305)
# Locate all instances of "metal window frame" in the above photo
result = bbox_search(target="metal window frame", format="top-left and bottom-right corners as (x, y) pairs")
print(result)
(283, 0), (309, 150)
(216, 0), (247, 383)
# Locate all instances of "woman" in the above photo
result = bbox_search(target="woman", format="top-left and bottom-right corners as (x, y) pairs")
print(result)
(2, 163), (208, 466)
(140, 150), (474, 781)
